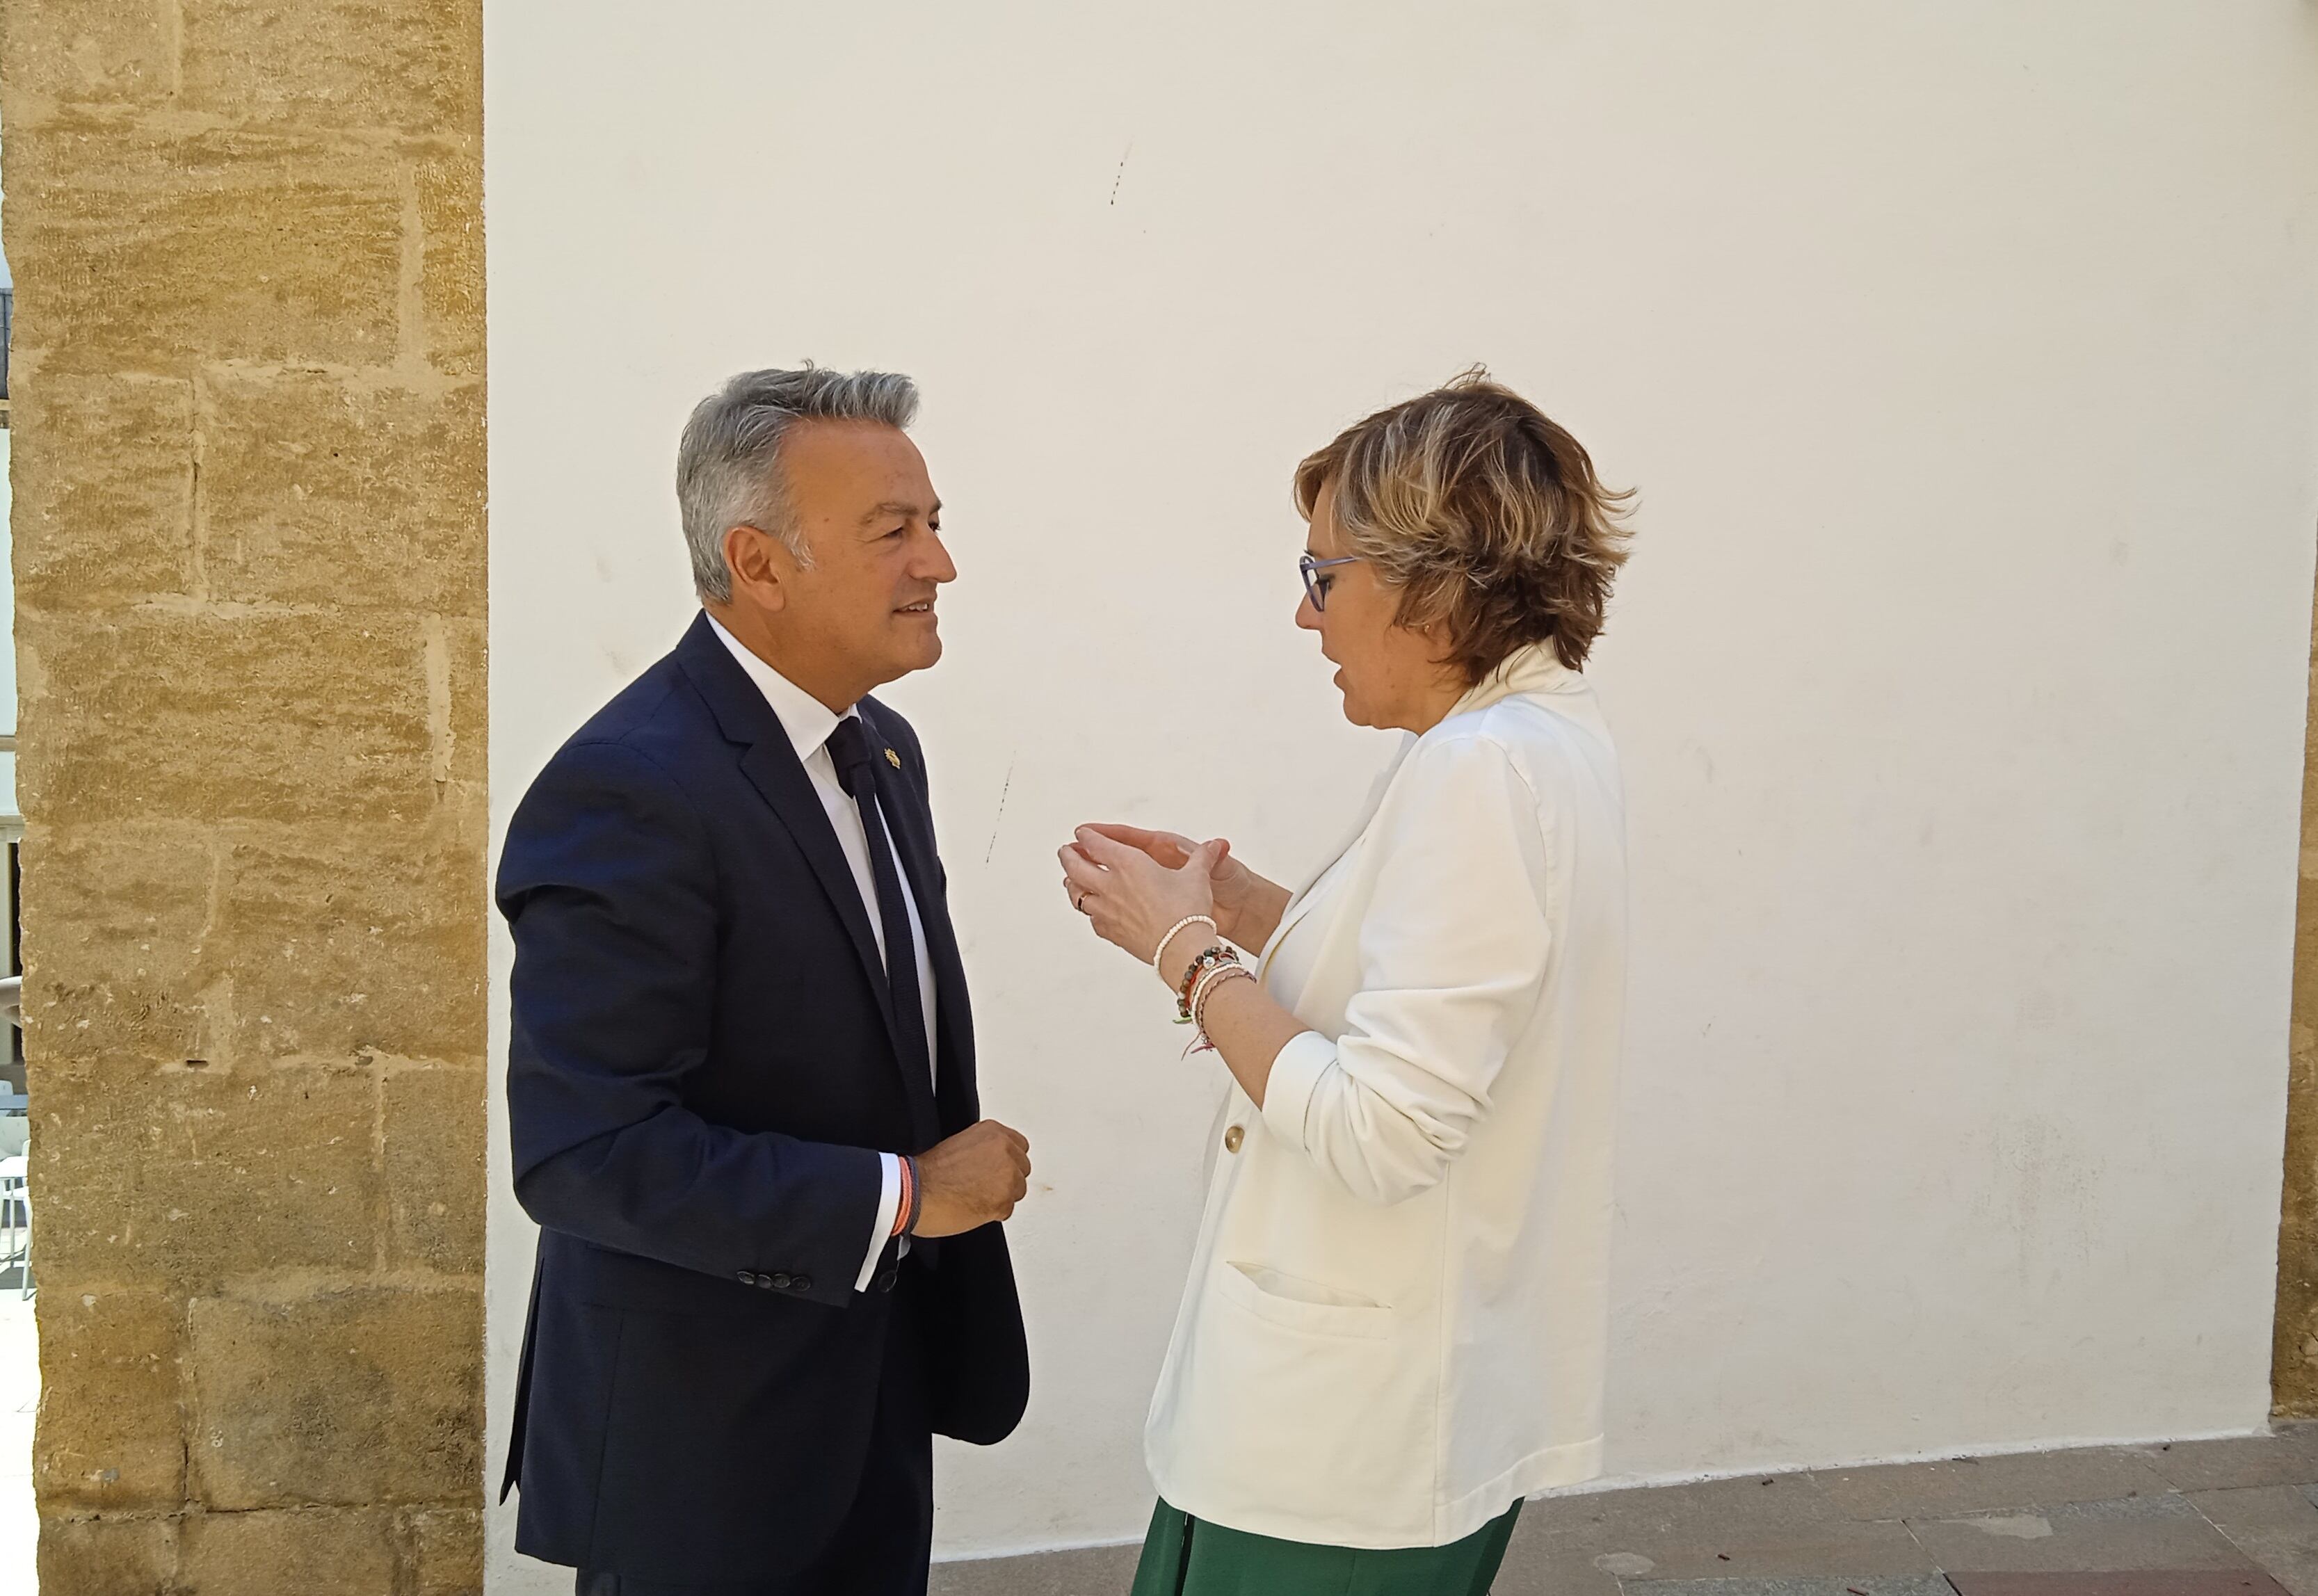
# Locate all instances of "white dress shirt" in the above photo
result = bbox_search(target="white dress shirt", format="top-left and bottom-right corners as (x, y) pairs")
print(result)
(708, 618), (938, 1293)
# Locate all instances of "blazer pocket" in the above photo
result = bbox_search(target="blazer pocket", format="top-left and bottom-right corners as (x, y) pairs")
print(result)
(1216, 1260), (1391, 1340)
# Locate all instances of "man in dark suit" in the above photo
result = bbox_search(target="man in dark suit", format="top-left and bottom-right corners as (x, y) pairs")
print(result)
(498, 366), (1033, 1595)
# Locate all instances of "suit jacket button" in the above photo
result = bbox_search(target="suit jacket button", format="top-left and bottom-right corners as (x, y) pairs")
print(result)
(768, 1273), (791, 1290)
(1223, 1124), (1245, 1154)
(791, 1275), (812, 1293)
(737, 1271), (758, 1287)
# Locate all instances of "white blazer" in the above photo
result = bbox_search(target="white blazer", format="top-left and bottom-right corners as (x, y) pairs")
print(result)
(1144, 643), (1627, 1549)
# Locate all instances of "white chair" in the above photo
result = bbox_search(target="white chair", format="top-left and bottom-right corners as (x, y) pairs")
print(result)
(0, 1148), (24, 1299)
(0, 974), (25, 1294)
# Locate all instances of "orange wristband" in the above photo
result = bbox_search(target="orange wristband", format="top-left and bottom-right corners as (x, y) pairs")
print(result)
(891, 1156), (915, 1238)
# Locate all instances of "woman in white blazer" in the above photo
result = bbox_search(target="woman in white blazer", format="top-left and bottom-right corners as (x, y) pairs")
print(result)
(1061, 371), (1633, 1596)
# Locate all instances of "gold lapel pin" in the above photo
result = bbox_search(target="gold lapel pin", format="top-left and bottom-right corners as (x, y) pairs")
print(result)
(885, 749), (902, 768)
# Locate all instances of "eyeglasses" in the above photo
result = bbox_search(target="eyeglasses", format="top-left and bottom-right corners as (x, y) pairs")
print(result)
(1299, 554), (1361, 612)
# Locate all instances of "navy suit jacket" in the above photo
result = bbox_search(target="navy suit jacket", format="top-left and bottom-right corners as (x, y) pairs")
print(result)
(497, 613), (1029, 1578)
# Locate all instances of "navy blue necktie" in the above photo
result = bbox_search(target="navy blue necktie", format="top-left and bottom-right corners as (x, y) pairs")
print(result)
(826, 718), (934, 1128)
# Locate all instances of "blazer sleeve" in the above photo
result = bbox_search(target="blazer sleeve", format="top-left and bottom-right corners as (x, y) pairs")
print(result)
(499, 738), (883, 1307)
(1258, 732), (1554, 1205)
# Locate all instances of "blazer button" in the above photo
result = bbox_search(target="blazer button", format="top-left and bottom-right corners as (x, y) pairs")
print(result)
(768, 1273), (791, 1290)
(791, 1275), (812, 1293)
(1223, 1124), (1245, 1154)
(737, 1271), (759, 1287)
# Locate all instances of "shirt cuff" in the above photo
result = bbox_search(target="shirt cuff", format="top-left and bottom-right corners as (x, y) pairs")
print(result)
(1260, 1030), (1335, 1154)
(855, 1152), (903, 1293)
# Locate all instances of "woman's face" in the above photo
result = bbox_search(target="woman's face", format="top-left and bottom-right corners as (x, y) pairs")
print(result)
(1296, 481), (1464, 733)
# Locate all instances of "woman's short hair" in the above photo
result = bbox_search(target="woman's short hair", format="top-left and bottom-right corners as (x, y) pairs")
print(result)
(1294, 369), (1634, 678)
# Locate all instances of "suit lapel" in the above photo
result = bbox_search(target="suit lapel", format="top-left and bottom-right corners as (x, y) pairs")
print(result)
(860, 702), (976, 1131)
(741, 739), (906, 1049)
(674, 618), (907, 1069)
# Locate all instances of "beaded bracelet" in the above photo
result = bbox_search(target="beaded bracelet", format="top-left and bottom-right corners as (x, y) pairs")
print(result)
(1153, 915), (1219, 976)
(1176, 942), (1234, 1000)
(1175, 944), (1240, 1024)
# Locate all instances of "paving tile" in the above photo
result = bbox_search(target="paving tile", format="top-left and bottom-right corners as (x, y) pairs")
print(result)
(2139, 1428), (2318, 1494)
(929, 1540), (1141, 1596)
(2188, 1486), (2318, 1596)
(1945, 1575), (2294, 1595)
(1909, 1495), (2257, 1575)
(1508, 1474), (1938, 1583)
(1622, 1579), (1956, 1596)
(1488, 1522), (1625, 1596)
(1814, 1448), (2175, 1522)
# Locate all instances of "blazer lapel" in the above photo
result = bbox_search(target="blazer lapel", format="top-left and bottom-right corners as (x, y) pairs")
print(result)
(858, 704), (973, 1125)
(673, 618), (907, 1068)
(1259, 644), (1576, 998)
(1260, 735), (1413, 981)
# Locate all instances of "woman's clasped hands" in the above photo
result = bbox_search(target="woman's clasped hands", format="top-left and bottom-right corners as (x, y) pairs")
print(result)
(1059, 824), (1268, 976)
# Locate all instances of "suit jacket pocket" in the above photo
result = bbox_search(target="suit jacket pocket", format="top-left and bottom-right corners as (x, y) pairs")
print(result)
(1217, 1260), (1391, 1339)
(1152, 1256), (1427, 1535)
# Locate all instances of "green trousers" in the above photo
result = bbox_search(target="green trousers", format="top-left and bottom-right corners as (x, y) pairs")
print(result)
(1128, 1498), (1522, 1596)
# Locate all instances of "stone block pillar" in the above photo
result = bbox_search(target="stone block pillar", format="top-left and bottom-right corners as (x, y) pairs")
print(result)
(0, 2), (488, 1588)
(2280, 581), (2318, 1417)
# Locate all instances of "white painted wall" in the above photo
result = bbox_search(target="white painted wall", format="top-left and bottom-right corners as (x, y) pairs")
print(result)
(484, 3), (2318, 1580)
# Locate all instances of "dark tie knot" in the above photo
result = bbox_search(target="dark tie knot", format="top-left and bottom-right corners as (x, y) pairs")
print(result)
(826, 716), (876, 799)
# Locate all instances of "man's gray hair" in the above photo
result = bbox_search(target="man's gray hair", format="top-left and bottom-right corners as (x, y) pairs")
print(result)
(677, 364), (921, 601)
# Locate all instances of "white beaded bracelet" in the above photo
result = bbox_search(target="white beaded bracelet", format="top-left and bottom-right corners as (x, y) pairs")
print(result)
(1153, 915), (1220, 976)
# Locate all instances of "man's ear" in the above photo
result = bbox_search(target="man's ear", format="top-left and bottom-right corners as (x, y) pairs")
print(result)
(723, 524), (791, 614)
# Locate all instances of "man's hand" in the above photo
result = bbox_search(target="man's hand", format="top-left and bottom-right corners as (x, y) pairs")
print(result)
(912, 1120), (1031, 1238)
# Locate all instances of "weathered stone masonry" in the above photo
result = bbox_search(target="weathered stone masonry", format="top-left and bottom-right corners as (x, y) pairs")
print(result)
(0, 3), (488, 1589)
(2279, 583), (2318, 1419)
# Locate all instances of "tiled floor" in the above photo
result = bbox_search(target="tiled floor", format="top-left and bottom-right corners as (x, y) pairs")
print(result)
(0, 1312), (2310, 1596)
(931, 1427), (2318, 1596)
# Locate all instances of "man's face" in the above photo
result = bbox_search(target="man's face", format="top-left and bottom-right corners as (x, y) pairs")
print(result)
(772, 420), (954, 692)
